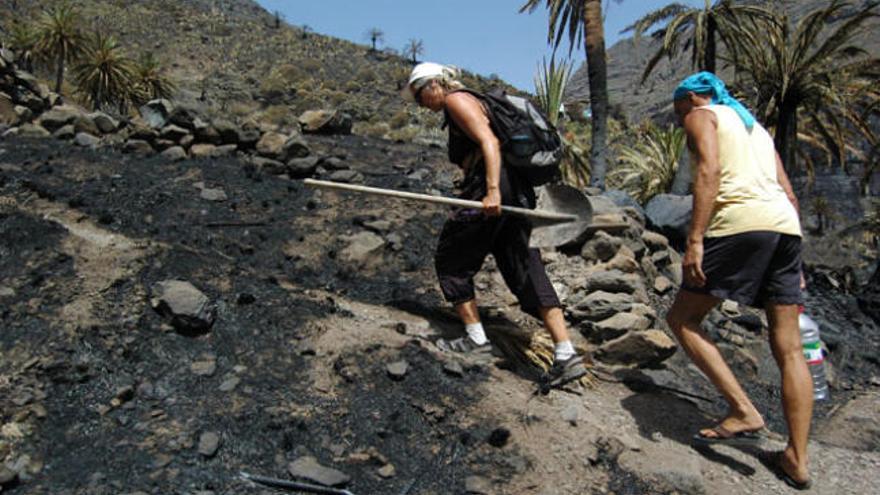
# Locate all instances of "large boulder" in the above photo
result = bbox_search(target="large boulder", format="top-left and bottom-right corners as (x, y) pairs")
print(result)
(37, 104), (82, 131)
(150, 280), (216, 333)
(88, 112), (119, 134)
(597, 329), (677, 367)
(645, 194), (692, 249)
(288, 456), (350, 487)
(298, 109), (352, 135)
(583, 312), (651, 342)
(581, 230), (622, 262)
(567, 290), (634, 323)
(583, 270), (643, 295)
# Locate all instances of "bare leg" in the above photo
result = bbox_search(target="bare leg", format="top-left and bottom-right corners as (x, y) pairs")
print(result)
(538, 306), (570, 344)
(455, 299), (480, 325)
(766, 303), (812, 483)
(666, 291), (765, 436)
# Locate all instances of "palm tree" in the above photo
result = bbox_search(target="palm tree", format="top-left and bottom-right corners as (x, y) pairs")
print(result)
(534, 55), (573, 126)
(35, 1), (85, 93)
(622, 0), (776, 81)
(72, 32), (135, 111)
(403, 39), (423, 64)
(366, 28), (384, 52)
(7, 21), (39, 72)
(608, 122), (686, 203)
(131, 52), (176, 105)
(729, 0), (880, 176)
(520, 0), (613, 190)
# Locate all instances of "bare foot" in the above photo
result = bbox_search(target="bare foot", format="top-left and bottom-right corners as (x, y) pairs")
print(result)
(780, 447), (810, 485)
(699, 409), (765, 439)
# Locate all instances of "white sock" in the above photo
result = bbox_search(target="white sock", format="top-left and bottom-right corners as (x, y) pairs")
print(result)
(465, 322), (489, 345)
(554, 340), (576, 361)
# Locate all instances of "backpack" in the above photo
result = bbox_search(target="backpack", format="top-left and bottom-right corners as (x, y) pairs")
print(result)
(456, 88), (564, 187)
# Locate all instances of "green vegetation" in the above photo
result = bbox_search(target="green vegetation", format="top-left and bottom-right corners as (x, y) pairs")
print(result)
(72, 32), (135, 111)
(608, 123), (686, 203)
(131, 52), (176, 105)
(35, 0), (85, 93)
(7, 21), (39, 72)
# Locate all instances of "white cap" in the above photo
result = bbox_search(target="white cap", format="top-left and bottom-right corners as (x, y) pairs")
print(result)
(401, 62), (453, 101)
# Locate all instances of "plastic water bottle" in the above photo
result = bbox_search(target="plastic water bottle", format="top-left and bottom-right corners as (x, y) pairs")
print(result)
(799, 308), (829, 400)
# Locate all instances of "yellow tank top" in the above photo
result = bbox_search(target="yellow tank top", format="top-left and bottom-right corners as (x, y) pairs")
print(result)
(694, 105), (802, 238)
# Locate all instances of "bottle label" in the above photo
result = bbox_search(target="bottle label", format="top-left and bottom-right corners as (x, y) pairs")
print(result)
(803, 341), (823, 365)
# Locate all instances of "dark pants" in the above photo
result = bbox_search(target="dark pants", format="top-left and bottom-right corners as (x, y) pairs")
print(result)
(434, 165), (561, 319)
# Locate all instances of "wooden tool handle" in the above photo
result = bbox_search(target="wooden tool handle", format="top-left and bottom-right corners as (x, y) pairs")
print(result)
(304, 179), (577, 222)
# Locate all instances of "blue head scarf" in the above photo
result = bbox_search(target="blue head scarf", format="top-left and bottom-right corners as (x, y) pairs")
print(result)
(673, 71), (756, 131)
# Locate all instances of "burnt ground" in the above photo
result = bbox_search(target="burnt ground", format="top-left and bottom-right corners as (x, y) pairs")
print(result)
(1, 135), (879, 495)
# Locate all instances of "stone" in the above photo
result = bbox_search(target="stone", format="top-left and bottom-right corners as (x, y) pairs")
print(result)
(287, 156), (320, 178)
(123, 139), (154, 155)
(256, 131), (287, 158)
(219, 376), (240, 392)
(597, 329), (677, 366)
(73, 115), (99, 136)
(115, 385), (135, 403)
(252, 157), (287, 175)
(160, 124), (190, 142)
(465, 475), (492, 494)
(581, 230), (622, 262)
(583, 270), (642, 295)
(641, 230), (670, 252)
(13, 105), (32, 122)
(584, 312), (651, 342)
(0, 465), (18, 486)
(619, 445), (704, 495)
(339, 231), (385, 268)
(561, 404), (580, 425)
(377, 464), (395, 479)
(0, 93), (17, 126)
(602, 246), (640, 273)
(168, 106), (197, 129)
(321, 156), (348, 170)
(567, 290), (634, 323)
(190, 144), (217, 158)
(74, 132), (100, 147)
(298, 109), (352, 135)
(645, 194), (692, 249)
(386, 360), (408, 380)
(282, 135), (310, 160)
(150, 280), (215, 333)
(487, 427), (511, 447)
(288, 456), (350, 487)
(212, 144), (238, 157)
(213, 119), (239, 144)
(198, 432), (221, 458)
(238, 128), (261, 149)
(666, 262), (683, 286)
(160, 146), (187, 162)
(153, 139), (176, 151)
(193, 118), (221, 144)
(653, 275), (673, 294)
(191, 358), (217, 377)
(443, 360), (464, 377)
(52, 124), (76, 140)
(37, 104), (81, 131)
(200, 188), (228, 202)
(128, 122), (159, 142)
(90, 112), (119, 133)
(328, 169), (363, 183)
(139, 99), (174, 129)
(18, 123), (50, 138)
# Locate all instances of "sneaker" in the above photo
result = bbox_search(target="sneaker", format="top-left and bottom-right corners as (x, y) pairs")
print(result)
(543, 355), (588, 389)
(436, 336), (492, 355)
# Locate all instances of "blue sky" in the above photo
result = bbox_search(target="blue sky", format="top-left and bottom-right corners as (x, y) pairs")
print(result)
(255, 0), (706, 92)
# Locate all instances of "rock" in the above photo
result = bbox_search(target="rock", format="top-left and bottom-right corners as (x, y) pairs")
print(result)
(561, 404), (580, 425)
(150, 280), (215, 333)
(321, 156), (348, 170)
(653, 275), (673, 294)
(0, 93), (18, 126)
(198, 432), (221, 458)
(619, 445), (704, 495)
(287, 156), (320, 178)
(584, 312), (651, 342)
(52, 124), (76, 140)
(160, 146), (187, 162)
(160, 124), (190, 142)
(139, 99), (174, 129)
(339, 231), (385, 268)
(13, 105), (32, 123)
(0, 465), (18, 487)
(602, 246), (640, 273)
(219, 376), (240, 392)
(583, 270), (642, 295)
(190, 143), (217, 158)
(193, 118), (221, 144)
(443, 360), (464, 377)
(168, 106), (197, 130)
(212, 144), (238, 157)
(597, 330), (677, 366)
(238, 128), (261, 149)
(465, 475), (492, 494)
(282, 135), (310, 160)
(191, 357), (217, 376)
(328, 169), (363, 183)
(666, 262), (683, 286)
(200, 188), (228, 202)
(645, 194), (692, 249)
(732, 313), (764, 333)
(128, 122), (159, 142)
(256, 131), (287, 158)
(213, 119), (239, 144)
(288, 456), (350, 487)
(115, 384), (135, 403)
(74, 132), (100, 147)
(252, 156), (287, 175)
(37, 104), (81, 131)
(386, 360), (408, 380)
(18, 123), (50, 138)
(816, 392), (880, 451)
(73, 115), (99, 135)
(377, 464), (395, 479)
(603, 189), (644, 215)
(641, 230), (670, 252)
(90, 112), (119, 133)
(298, 109), (352, 135)
(581, 231), (622, 262)
(567, 290), (634, 322)
(123, 139), (154, 154)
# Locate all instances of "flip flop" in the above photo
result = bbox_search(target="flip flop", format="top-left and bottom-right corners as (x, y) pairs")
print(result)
(764, 452), (812, 491)
(691, 424), (766, 447)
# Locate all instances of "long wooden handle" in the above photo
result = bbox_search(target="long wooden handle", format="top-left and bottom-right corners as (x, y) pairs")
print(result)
(304, 179), (578, 222)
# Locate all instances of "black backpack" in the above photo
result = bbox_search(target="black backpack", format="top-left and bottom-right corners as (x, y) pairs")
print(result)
(456, 88), (563, 186)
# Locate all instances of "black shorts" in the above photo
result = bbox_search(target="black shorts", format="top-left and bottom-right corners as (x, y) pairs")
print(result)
(682, 231), (802, 308)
